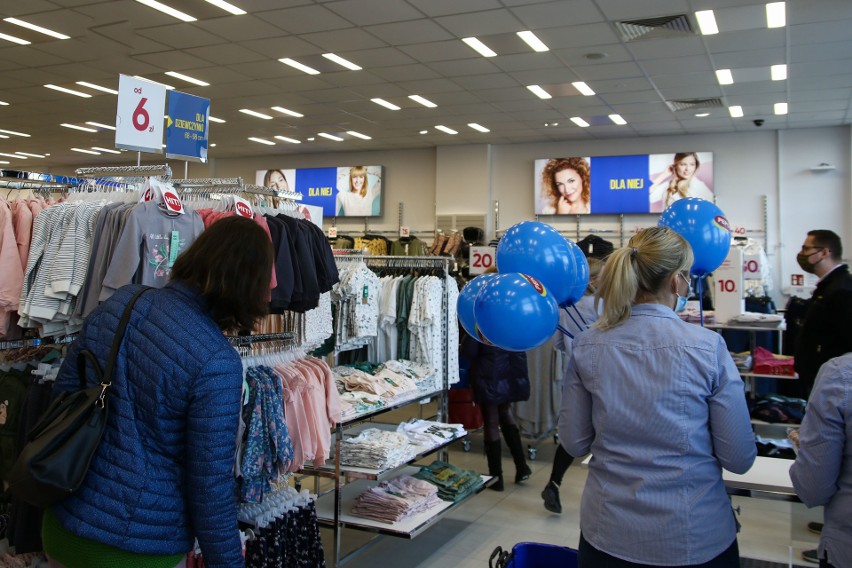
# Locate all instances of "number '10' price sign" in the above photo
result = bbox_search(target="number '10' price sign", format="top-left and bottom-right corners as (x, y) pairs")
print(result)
(115, 74), (166, 153)
(469, 246), (495, 276)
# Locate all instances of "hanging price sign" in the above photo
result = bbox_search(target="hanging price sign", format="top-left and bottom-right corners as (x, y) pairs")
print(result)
(469, 246), (495, 275)
(115, 74), (166, 153)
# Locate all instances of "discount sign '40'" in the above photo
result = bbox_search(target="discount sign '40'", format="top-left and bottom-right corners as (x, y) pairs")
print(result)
(116, 74), (166, 153)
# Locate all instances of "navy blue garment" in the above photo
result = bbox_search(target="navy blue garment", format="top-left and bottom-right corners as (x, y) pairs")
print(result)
(459, 335), (530, 405)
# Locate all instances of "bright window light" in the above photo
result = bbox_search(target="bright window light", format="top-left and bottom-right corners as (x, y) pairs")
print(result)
(371, 98), (401, 111)
(770, 64), (787, 81)
(729, 105), (744, 118)
(715, 69), (734, 85)
(766, 2), (786, 28)
(434, 125), (458, 135)
(274, 136), (301, 144)
(91, 147), (122, 154)
(45, 84), (92, 98)
(322, 53), (361, 71)
(526, 85), (552, 100)
(71, 148), (101, 155)
(248, 137), (275, 145)
(695, 10), (719, 35)
(318, 132), (344, 141)
(61, 123), (98, 132)
(462, 37), (497, 58)
(271, 106), (304, 118)
(204, 0), (246, 15)
(517, 31), (549, 52)
(347, 131), (371, 140)
(208, 116), (226, 123)
(3, 18), (70, 39)
(608, 114), (627, 125)
(408, 95), (437, 108)
(279, 58), (320, 75)
(76, 81), (118, 94)
(134, 0), (196, 22)
(0, 129), (30, 137)
(239, 109), (273, 120)
(133, 76), (174, 90)
(572, 81), (596, 96)
(774, 102), (788, 115)
(570, 117), (590, 127)
(164, 71), (209, 86)
(0, 32), (30, 45)
(468, 123), (490, 133)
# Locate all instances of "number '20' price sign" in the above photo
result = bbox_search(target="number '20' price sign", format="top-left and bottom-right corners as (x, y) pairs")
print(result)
(115, 74), (166, 153)
(469, 246), (495, 275)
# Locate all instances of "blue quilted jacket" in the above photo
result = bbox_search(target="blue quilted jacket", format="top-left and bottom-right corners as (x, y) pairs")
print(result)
(52, 283), (244, 567)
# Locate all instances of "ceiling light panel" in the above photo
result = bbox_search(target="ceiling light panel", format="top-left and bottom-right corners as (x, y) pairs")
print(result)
(462, 37), (497, 58)
(239, 109), (273, 119)
(516, 31), (549, 52)
(274, 136), (301, 144)
(715, 69), (734, 85)
(91, 146), (122, 154)
(71, 148), (101, 155)
(45, 84), (92, 98)
(526, 85), (552, 100)
(371, 98), (401, 110)
(61, 123), (98, 132)
(279, 58), (320, 75)
(15, 152), (45, 158)
(408, 95), (437, 108)
(0, 129), (30, 137)
(572, 82), (595, 96)
(766, 2), (786, 28)
(695, 10), (719, 35)
(134, 0), (196, 22)
(729, 105), (744, 117)
(248, 137), (275, 145)
(86, 121), (116, 130)
(346, 131), (371, 140)
(208, 116), (226, 123)
(770, 64), (787, 81)
(468, 123), (489, 133)
(318, 132), (344, 141)
(570, 117), (590, 127)
(322, 53), (362, 71)
(164, 71), (209, 86)
(76, 81), (118, 94)
(0, 152), (25, 158)
(0, 101), (9, 106)
(774, 102), (788, 115)
(204, 0), (246, 15)
(3, 18), (70, 39)
(271, 106), (304, 118)
(608, 114), (627, 125)
(0, 32), (30, 45)
(434, 125), (457, 135)
(133, 76), (174, 90)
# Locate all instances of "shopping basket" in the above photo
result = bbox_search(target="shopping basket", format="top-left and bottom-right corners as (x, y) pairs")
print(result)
(489, 542), (578, 568)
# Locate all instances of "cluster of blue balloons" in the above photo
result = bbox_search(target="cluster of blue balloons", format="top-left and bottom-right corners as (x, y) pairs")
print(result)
(457, 222), (589, 352)
(658, 198), (732, 277)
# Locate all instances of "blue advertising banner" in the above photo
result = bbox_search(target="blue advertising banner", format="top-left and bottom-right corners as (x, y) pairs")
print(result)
(165, 91), (209, 162)
(589, 154), (651, 214)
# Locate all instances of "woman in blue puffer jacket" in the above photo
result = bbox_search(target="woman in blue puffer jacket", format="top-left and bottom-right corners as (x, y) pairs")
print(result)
(42, 216), (273, 568)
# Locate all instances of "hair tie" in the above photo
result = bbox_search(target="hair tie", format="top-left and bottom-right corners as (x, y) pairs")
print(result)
(631, 247), (638, 258)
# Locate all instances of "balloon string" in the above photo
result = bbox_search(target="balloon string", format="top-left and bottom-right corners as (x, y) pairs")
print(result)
(697, 277), (705, 327)
(563, 306), (583, 331)
(571, 304), (589, 327)
(557, 324), (574, 339)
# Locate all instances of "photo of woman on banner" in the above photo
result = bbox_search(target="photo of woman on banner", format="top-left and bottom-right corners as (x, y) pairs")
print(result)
(261, 168), (295, 193)
(335, 165), (382, 216)
(537, 157), (591, 215)
(648, 152), (714, 212)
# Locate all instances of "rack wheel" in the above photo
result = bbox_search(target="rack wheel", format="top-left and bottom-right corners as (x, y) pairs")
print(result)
(462, 440), (471, 452)
(553, 433), (559, 445)
(528, 446), (537, 461)
(294, 480), (302, 492)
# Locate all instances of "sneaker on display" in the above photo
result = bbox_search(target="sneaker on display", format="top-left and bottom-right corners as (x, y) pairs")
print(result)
(801, 549), (819, 564)
(807, 522), (823, 535)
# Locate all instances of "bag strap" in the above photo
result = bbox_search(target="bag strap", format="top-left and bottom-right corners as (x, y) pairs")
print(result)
(101, 286), (151, 386)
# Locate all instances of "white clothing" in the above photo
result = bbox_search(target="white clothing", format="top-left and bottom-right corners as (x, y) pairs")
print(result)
(336, 186), (379, 216)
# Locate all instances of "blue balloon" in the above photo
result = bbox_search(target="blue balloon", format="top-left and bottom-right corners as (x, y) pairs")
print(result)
(473, 273), (560, 351)
(496, 221), (576, 306)
(457, 274), (496, 340)
(562, 242), (590, 307)
(658, 198), (732, 276)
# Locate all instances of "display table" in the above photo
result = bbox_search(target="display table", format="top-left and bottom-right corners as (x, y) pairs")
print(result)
(723, 455), (798, 501)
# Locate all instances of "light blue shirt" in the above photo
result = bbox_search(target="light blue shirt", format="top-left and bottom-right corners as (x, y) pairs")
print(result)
(560, 303), (756, 565)
(790, 353), (852, 568)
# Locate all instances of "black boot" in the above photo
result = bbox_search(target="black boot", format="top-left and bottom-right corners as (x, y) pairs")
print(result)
(484, 440), (504, 491)
(502, 424), (532, 484)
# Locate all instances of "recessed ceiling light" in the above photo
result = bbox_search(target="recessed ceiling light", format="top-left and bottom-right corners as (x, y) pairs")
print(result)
(544, 122), (559, 127)
(462, 37), (497, 58)
(271, 106), (304, 118)
(729, 105), (744, 118)
(434, 125), (458, 135)
(3, 17), (70, 39)
(408, 95), (437, 108)
(307, 137), (315, 141)
(0, 129), (30, 137)
(419, 130), (428, 135)
(322, 53), (362, 71)
(91, 147), (122, 154)
(71, 147), (101, 155)
(134, 0), (196, 22)
(770, 64), (787, 81)
(15, 152), (46, 158)
(715, 69), (734, 85)
(347, 131), (371, 140)
(516, 31), (549, 52)
(570, 117), (590, 127)
(210, 143), (216, 147)
(248, 137), (275, 145)
(76, 81), (118, 95)
(274, 136), (301, 144)
(318, 132), (344, 141)
(0, 152), (24, 158)
(279, 58), (320, 75)
(774, 102), (788, 115)
(0, 32), (30, 45)
(526, 85), (552, 100)
(208, 116), (226, 123)
(695, 112), (710, 117)
(86, 121), (116, 130)
(164, 71), (209, 86)
(371, 98), (401, 111)
(45, 84), (92, 98)
(572, 81), (596, 96)
(204, 0), (246, 15)
(239, 109), (273, 120)
(61, 123), (98, 132)
(608, 114), (627, 125)
(766, 2), (786, 28)
(468, 123), (490, 133)
(695, 10), (719, 35)
(133, 76), (174, 90)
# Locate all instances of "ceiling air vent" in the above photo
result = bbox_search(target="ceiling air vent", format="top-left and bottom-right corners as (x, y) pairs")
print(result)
(665, 98), (724, 112)
(615, 14), (696, 42)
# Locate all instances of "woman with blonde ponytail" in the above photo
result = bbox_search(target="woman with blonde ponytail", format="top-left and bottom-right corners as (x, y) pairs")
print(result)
(559, 227), (756, 568)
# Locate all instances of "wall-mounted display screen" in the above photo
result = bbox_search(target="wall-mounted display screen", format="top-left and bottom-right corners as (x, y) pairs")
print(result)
(533, 152), (714, 215)
(256, 165), (383, 218)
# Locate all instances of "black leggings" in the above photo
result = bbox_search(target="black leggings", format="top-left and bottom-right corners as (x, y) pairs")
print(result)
(549, 443), (575, 485)
(579, 534), (740, 568)
(481, 402), (514, 442)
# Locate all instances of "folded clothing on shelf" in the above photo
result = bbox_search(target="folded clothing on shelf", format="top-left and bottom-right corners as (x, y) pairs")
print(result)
(339, 428), (415, 469)
(750, 393), (806, 424)
(730, 351), (753, 372)
(350, 474), (443, 524)
(396, 419), (466, 448)
(414, 460), (484, 502)
(752, 346), (796, 376)
(727, 312), (784, 326)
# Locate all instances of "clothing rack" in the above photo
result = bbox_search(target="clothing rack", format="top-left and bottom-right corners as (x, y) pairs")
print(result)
(75, 164), (173, 178)
(226, 332), (297, 346)
(171, 177), (243, 188)
(241, 183), (303, 201)
(0, 334), (77, 351)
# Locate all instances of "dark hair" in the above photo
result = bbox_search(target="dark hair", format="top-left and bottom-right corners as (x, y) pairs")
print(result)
(170, 216), (273, 333)
(808, 229), (842, 260)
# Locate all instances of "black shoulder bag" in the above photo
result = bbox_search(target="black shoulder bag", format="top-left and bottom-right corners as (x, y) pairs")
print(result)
(9, 287), (150, 508)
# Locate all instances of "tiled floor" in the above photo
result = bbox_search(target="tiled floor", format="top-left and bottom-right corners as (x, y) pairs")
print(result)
(320, 420), (820, 568)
